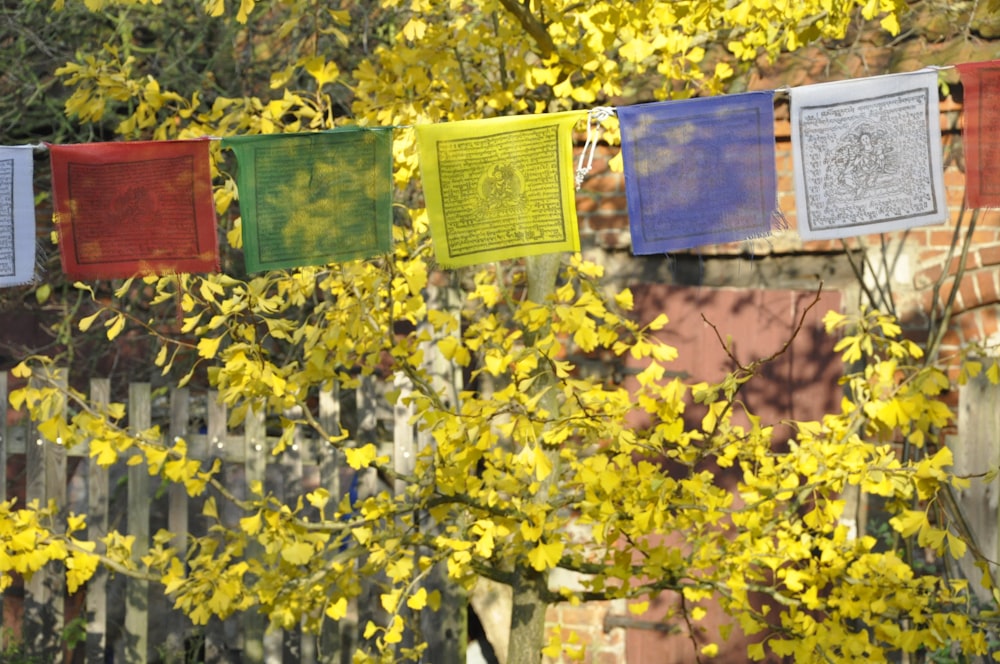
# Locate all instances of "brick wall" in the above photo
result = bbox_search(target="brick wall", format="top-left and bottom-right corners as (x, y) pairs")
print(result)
(545, 600), (627, 664)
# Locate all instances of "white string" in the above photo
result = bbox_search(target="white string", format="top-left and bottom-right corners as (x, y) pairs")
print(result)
(11, 70), (961, 153)
(575, 106), (616, 190)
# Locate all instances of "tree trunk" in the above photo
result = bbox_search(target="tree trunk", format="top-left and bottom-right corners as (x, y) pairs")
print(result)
(505, 252), (563, 663)
(506, 569), (550, 664)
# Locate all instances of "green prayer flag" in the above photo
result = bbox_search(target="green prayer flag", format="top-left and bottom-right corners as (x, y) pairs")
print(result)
(222, 128), (393, 272)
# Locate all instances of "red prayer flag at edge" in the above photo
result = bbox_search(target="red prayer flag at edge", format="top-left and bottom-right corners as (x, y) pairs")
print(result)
(49, 139), (219, 280)
(957, 60), (1000, 209)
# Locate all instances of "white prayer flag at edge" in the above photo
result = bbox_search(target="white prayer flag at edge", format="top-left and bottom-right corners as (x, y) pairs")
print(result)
(0, 146), (36, 287)
(790, 68), (946, 241)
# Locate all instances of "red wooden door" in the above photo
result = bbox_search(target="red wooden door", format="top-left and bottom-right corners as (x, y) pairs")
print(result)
(623, 285), (843, 664)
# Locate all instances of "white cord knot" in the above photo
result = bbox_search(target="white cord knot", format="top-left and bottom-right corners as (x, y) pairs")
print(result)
(575, 106), (616, 189)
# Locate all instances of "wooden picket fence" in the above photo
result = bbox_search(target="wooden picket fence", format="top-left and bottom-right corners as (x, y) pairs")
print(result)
(0, 368), (465, 664)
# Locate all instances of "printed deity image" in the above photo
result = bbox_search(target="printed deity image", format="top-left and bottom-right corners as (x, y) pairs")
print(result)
(825, 124), (897, 199)
(478, 163), (526, 215)
(436, 128), (563, 249)
(416, 111), (583, 269)
(790, 69), (946, 241)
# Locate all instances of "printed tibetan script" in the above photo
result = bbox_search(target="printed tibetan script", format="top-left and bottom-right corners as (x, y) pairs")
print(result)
(222, 128), (393, 272)
(0, 159), (14, 278)
(0, 146), (36, 287)
(417, 111), (582, 268)
(251, 137), (383, 267)
(49, 140), (219, 280)
(68, 157), (202, 263)
(791, 70), (946, 240)
(437, 127), (568, 256)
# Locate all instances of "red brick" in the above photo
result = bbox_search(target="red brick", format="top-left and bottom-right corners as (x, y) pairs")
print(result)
(918, 263), (944, 285)
(920, 277), (954, 312)
(592, 144), (615, 159)
(601, 627), (624, 648)
(980, 209), (1000, 228)
(596, 651), (623, 664)
(588, 147), (614, 172)
(941, 97), (962, 112)
(982, 310), (1000, 338)
(557, 626), (596, 646)
(557, 605), (606, 628)
(959, 312), (983, 342)
(918, 244), (948, 264)
(959, 276), (980, 311)
(575, 195), (598, 213)
(775, 152), (793, 176)
(584, 173), (623, 194)
(779, 209), (797, 227)
(943, 169), (966, 188)
(800, 238), (841, 253)
(902, 321), (930, 343)
(947, 186), (966, 207)
(897, 292), (927, 322)
(597, 196), (627, 212)
(954, 289), (967, 314)
(776, 192), (795, 209)
(976, 270), (1000, 305)
(946, 254), (981, 277)
(586, 159), (609, 176)
(929, 229), (960, 248)
(918, 287), (934, 314)
(977, 244), (1000, 267)
(940, 328), (962, 352)
(588, 214), (629, 231)
(972, 229), (1000, 245)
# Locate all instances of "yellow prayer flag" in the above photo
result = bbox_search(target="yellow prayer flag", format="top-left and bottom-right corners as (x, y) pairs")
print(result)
(416, 111), (585, 268)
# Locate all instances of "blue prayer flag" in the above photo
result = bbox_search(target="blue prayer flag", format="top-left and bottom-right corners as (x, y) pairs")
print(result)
(617, 92), (778, 254)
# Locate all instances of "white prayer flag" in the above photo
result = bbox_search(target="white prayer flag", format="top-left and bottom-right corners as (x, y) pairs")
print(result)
(790, 69), (946, 241)
(0, 146), (36, 287)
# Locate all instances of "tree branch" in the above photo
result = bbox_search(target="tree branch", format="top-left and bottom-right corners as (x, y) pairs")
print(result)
(496, 0), (555, 58)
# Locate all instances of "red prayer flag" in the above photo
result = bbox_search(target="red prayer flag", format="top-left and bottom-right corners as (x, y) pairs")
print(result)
(49, 139), (219, 279)
(957, 61), (1000, 209)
